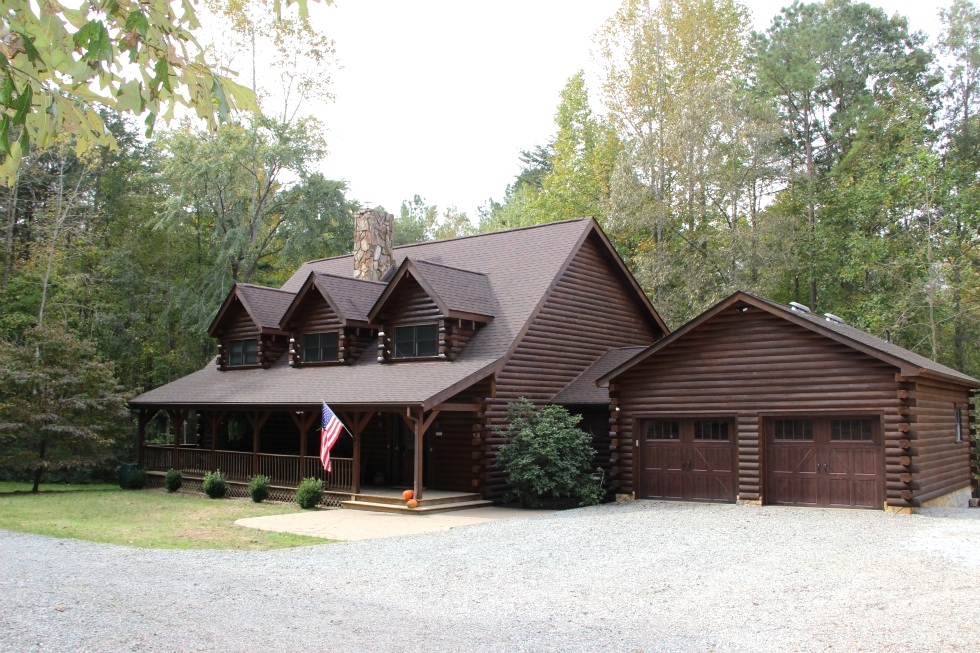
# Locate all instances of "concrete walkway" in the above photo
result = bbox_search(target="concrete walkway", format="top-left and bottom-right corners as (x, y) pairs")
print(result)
(235, 505), (547, 541)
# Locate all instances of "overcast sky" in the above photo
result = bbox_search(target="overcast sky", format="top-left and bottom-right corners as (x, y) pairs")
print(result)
(294, 1), (946, 221)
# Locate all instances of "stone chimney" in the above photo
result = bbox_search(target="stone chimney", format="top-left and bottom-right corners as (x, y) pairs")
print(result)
(353, 209), (394, 281)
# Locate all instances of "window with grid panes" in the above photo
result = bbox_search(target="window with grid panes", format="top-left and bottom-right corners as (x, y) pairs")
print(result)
(694, 421), (729, 440)
(227, 339), (257, 366)
(302, 332), (339, 363)
(393, 323), (438, 358)
(830, 419), (873, 441)
(645, 420), (680, 440)
(773, 419), (813, 440)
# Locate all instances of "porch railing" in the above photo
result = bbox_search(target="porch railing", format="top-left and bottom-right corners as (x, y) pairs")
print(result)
(140, 445), (353, 491)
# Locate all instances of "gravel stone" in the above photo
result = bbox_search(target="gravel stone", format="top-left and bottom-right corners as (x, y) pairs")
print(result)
(2, 501), (979, 652)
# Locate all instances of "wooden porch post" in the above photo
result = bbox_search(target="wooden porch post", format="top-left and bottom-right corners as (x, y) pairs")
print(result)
(168, 409), (187, 471)
(209, 411), (225, 472)
(136, 409), (149, 467)
(414, 407), (423, 501)
(289, 410), (318, 485)
(246, 411), (272, 476)
(352, 412), (372, 495)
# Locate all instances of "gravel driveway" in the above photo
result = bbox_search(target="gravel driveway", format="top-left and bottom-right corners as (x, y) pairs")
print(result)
(3, 501), (979, 653)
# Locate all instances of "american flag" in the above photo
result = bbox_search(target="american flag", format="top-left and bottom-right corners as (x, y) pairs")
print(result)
(320, 403), (344, 472)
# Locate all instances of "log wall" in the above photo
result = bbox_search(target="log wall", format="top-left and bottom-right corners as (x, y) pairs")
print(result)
(908, 378), (973, 503)
(610, 304), (912, 506)
(480, 233), (663, 500)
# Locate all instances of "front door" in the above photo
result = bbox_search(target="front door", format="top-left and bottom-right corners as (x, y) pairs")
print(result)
(766, 416), (883, 509)
(639, 418), (737, 503)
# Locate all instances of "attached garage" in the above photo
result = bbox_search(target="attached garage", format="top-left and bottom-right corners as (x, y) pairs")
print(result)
(639, 417), (737, 502)
(765, 416), (882, 509)
(600, 292), (979, 511)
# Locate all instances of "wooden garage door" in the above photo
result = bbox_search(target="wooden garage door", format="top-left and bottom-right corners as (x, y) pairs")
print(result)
(639, 418), (736, 503)
(766, 417), (883, 509)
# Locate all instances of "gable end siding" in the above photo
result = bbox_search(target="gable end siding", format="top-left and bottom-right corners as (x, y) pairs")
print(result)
(380, 274), (442, 324)
(215, 300), (259, 340)
(481, 233), (661, 499)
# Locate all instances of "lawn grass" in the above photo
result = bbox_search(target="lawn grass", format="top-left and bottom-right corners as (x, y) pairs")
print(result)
(0, 487), (330, 550)
(0, 482), (120, 493)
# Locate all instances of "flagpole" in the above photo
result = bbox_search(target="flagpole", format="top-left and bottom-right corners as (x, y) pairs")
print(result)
(322, 400), (356, 440)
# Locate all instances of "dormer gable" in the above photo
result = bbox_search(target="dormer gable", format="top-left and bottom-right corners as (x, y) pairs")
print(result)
(208, 283), (293, 370)
(279, 271), (384, 366)
(368, 258), (494, 362)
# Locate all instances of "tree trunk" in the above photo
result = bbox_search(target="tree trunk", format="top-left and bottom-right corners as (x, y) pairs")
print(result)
(32, 440), (47, 493)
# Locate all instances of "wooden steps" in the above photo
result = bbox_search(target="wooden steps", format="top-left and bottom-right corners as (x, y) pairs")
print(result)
(341, 491), (492, 515)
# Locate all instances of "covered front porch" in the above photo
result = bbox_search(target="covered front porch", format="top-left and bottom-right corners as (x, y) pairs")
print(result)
(136, 401), (486, 506)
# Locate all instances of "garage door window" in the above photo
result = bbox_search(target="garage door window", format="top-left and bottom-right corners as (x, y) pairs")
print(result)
(831, 419), (873, 441)
(774, 419), (813, 440)
(694, 421), (729, 440)
(646, 420), (680, 439)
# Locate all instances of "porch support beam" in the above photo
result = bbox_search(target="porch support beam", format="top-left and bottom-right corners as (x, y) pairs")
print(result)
(208, 411), (226, 472)
(246, 411), (272, 476)
(289, 409), (318, 482)
(413, 407), (423, 501)
(136, 408), (156, 467)
(167, 409), (188, 471)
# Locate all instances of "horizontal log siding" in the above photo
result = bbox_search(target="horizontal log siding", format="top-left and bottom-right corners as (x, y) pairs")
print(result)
(610, 306), (908, 506)
(431, 378), (489, 492)
(908, 378), (973, 504)
(483, 234), (661, 500)
(380, 274), (441, 324)
(215, 300), (258, 340)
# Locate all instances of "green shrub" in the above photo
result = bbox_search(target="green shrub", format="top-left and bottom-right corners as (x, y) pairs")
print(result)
(164, 468), (182, 493)
(248, 474), (270, 503)
(202, 470), (227, 499)
(496, 399), (605, 508)
(295, 477), (323, 509)
(127, 467), (147, 489)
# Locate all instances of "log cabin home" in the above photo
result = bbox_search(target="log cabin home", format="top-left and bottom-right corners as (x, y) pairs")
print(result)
(130, 213), (668, 511)
(130, 214), (979, 512)
(598, 292), (980, 512)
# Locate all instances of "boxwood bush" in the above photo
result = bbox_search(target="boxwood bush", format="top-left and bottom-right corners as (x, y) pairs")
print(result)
(295, 477), (323, 509)
(164, 468), (182, 493)
(202, 470), (228, 499)
(496, 398), (605, 508)
(248, 474), (270, 503)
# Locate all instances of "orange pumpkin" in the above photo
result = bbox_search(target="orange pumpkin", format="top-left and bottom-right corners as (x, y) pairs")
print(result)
(406, 499), (419, 509)
(402, 489), (414, 500)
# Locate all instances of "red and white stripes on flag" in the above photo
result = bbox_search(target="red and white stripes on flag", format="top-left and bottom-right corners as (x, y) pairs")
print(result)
(320, 403), (344, 472)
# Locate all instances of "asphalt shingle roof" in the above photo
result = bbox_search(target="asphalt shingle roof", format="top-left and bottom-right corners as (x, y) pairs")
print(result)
(311, 272), (385, 323)
(132, 219), (593, 408)
(406, 259), (495, 318)
(236, 284), (295, 331)
(552, 346), (647, 404)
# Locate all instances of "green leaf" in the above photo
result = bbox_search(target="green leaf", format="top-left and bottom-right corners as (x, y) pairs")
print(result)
(17, 33), (43, 66)
(211, 78), (230, 121)
(0, 75), (14, 106)
(0, 115), (10, 155)
(73, 21), (112, 64)
(12, 84), (32, 126)
(124, 10), (149, 37)
(116, 80), (144, 114)
(144, 111), (157, 138)
(152, 59), (172, 93)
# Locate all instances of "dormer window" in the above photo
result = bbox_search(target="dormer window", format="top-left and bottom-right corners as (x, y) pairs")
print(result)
(228, 339), (257, 366)
(394, 324), (438, 358)
(303, 332), (339, 363)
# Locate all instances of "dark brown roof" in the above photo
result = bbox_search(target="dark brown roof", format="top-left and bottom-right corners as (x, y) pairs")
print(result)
(368, 258), (495, 323)
(134, 219), (603, 409)
(317, 273), (386, 323)
(236, 284), (294, 331)
(552, 346), (647, 404)
(599, 291), (980, 388)
(208, 283), (294, 336)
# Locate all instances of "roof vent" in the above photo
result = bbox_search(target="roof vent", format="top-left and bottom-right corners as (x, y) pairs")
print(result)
(824, 313), (845, 324)
(789, 302), (811, 313)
